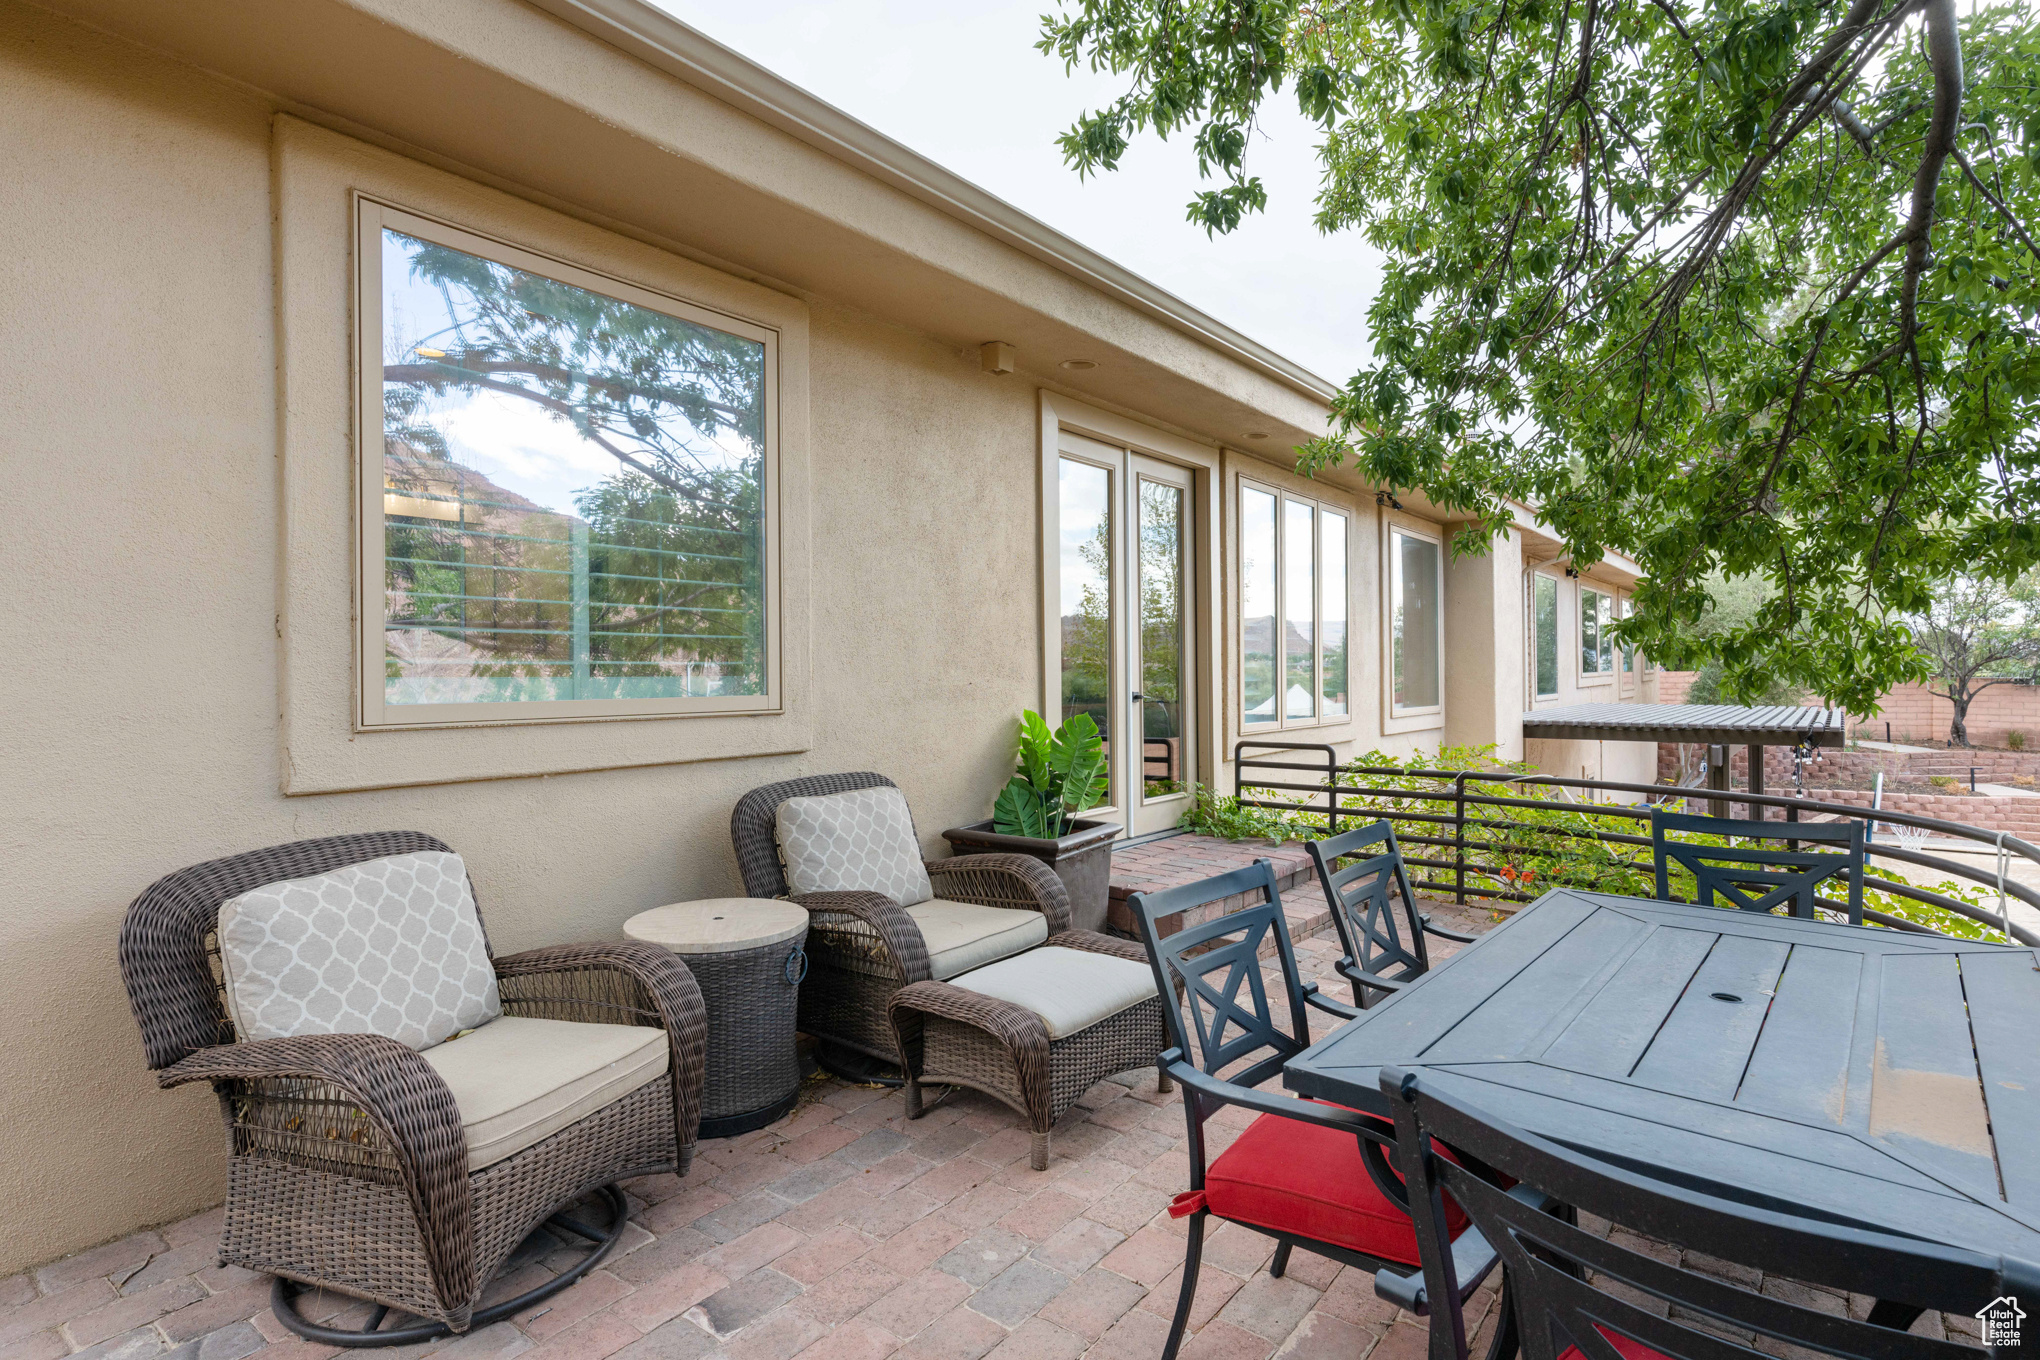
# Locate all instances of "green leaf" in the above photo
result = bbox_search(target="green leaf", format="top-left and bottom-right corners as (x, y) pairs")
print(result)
(1016, 709), (1055, 791)
(992, 777), (1051, 839)
(1053, 714), (1109, 823)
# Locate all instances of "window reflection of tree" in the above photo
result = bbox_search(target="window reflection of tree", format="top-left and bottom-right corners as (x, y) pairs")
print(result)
(379, 231), (767, 702)
(1062, 511), (1112, 744)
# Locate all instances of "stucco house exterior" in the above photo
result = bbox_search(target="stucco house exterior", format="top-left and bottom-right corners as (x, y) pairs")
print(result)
(0, 0), (1658, 1271)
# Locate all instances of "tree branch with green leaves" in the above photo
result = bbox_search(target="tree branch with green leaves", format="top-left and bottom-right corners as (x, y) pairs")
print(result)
(1040, 0), (2040, 711)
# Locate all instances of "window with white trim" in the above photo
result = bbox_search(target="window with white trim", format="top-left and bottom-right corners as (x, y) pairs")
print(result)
(1531, 573), (1560, 699)
(1619, 595), (1637, 680)
(358, 202), (778, 728)
(1389, 525), (1443, 714)
(1580, 586), (1615, 678)
(1239, 480), (1349, 729)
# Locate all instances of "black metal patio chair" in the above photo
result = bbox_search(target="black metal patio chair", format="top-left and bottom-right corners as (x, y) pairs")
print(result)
(1651, 809), (1865, 923)
(1125, 860), (1513, 1360)
(1381, 1063), (2037, 1360)
(1306, 820), (1476, 1008)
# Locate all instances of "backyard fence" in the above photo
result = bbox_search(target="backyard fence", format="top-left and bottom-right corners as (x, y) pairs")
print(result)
(1232, 740), (2040, 947)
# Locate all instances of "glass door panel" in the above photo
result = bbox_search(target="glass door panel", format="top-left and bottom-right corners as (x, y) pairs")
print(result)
(1057, 457), (1114, 750)
(1137, 476), (1185, 802)
(1054, 438), (1194, 837)
(1128, 455), (1193, 833)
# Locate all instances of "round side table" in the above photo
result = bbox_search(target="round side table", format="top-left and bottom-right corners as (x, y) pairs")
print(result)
(625, 898), (809, 1138)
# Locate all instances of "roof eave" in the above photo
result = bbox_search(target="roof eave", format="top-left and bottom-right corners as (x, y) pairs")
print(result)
(524, 0), (1341, 403)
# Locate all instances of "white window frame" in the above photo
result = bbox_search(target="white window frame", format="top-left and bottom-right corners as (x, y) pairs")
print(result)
(1236, 476), (1352, 734)
(1529, 570), (1563, 702)
(1579, 584), (1616, 682)
(1617, 593), (1638, 694)
(354, 198), (782, 730)
(1384, 520), (1446, 722)
(1038, 392), (1221, 838)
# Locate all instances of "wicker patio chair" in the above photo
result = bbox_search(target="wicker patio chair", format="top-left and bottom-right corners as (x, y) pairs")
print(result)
(1382, 1064), (2037, 1360)
(730, 771), (1075, 1074)
(1305, 820), (1476, 1009)
(118, 831), (707, 1347)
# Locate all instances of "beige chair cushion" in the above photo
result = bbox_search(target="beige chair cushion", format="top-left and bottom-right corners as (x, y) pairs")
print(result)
(217, 851), (500, 1051)
(422, 1016), (669, 1170)
(907, 900), (1050, 979)
(776, 786), (933, 907)
(950, 946), (1158, 1039)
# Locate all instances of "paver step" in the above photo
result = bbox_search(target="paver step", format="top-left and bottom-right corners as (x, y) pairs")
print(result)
(1108, 834), (1329, 953)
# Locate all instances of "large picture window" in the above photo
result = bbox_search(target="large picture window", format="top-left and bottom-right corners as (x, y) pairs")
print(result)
(358, 203), (778, 727)
(1240, 480), (1349, 730)
(1580, 586), (1615, 677)
(1389, 526), (1443, 714)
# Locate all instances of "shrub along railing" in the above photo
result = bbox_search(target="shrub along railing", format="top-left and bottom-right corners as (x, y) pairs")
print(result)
(1232, 741), (2040, 947)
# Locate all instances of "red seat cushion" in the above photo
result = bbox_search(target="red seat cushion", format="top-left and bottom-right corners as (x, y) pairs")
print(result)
(1197, 1104), (1468, 1265)
(1558, 1329), (1672, 1360)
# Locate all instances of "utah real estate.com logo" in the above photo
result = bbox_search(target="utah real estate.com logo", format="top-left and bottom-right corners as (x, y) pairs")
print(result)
(1977, 1296), (2026, 1346)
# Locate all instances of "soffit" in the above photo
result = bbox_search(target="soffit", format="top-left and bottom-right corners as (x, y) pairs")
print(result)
(32, 0), (1332, 450)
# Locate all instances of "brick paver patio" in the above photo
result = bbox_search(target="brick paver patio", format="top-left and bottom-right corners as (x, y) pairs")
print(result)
(4, 902), (1982, 1360)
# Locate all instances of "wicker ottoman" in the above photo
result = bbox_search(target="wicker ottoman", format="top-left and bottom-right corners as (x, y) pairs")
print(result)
(888, 931), (1169, 1169)
(626, 900), (808, 1137)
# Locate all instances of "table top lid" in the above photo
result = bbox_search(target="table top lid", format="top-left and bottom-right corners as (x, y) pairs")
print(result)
(1284, 888), (2040, 1258)
(623, 898), (808, 953)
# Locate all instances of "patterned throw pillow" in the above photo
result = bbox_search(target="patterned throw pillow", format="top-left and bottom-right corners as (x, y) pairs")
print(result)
(217, 851), (501, 1050)
(775, 786), (934, 907)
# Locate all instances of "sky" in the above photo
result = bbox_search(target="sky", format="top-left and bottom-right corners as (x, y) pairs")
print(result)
(646, 0), (1386, 386)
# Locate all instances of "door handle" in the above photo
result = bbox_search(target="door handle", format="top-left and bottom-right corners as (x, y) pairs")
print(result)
(1131, 692), (1143, 702)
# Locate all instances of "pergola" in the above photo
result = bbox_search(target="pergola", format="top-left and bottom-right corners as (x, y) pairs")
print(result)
(1521, 703), (1847, 813)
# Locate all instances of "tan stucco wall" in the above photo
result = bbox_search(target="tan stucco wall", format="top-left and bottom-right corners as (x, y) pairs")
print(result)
(0, 4), (1049, 1271)
(1443, 528), (1527, 762)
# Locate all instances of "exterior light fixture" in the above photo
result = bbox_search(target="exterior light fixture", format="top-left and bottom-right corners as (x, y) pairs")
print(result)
(1058, 359), (1097, 371)
(414, 346), (447, 358)
(1245, 431), (1269, 440)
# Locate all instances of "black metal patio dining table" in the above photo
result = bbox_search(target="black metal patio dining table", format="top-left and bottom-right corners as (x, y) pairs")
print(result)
(1284, 888), (2040, 1282)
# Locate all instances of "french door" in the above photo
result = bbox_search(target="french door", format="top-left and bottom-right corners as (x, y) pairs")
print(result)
(1055, 432), (1195, 836)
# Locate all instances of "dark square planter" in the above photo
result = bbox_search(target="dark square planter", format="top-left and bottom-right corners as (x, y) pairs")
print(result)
(940, 818), (1122, 934)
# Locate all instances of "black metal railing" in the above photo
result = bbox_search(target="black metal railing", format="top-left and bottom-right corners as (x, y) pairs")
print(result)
(1233, 740), (2040, 946)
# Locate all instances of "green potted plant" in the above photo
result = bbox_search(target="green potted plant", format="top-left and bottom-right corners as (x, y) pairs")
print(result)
(942, 711), (1122, 932)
